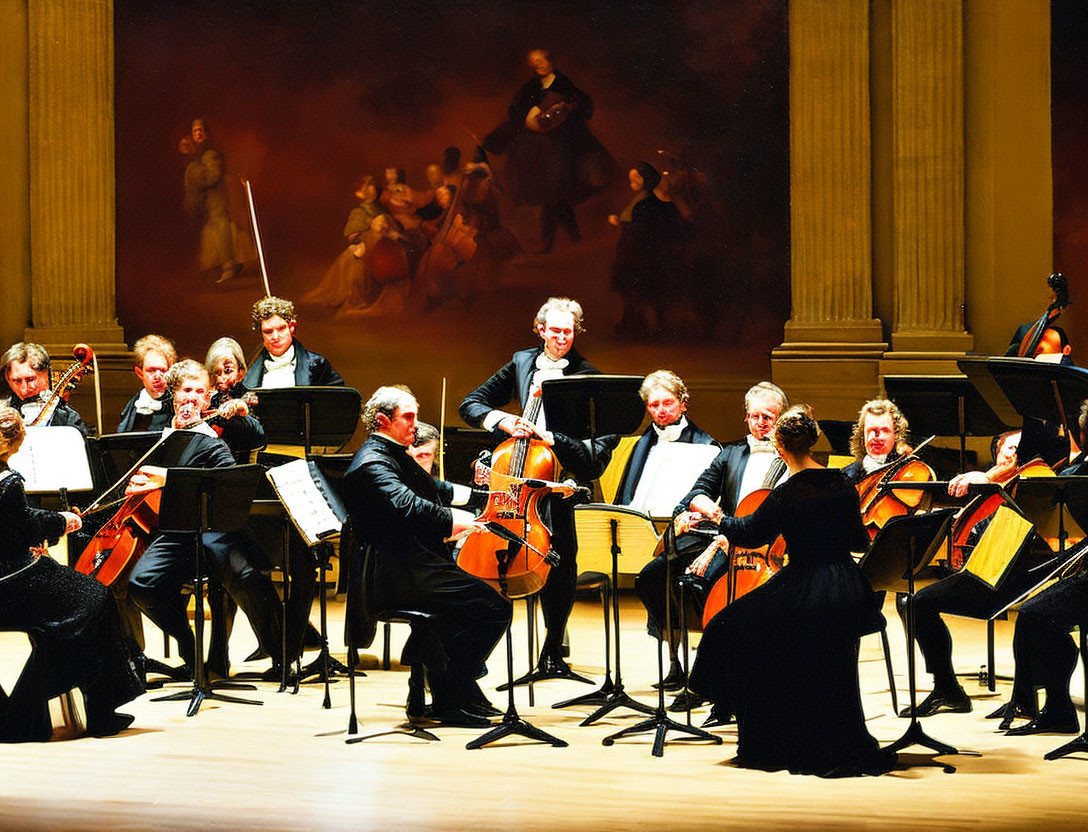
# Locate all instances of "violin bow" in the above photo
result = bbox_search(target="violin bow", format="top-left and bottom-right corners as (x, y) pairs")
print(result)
(439, 377), (447, 482)
(243, 178), (273, 299)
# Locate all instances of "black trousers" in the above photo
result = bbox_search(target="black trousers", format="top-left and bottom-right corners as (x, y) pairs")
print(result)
(635, 533), (727, 647)
(1010, 574), (1088, 713)
(128, 530), (282, 670)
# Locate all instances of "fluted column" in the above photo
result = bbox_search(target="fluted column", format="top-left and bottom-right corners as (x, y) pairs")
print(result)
(885, 0), (973, 360)
(26, 0), (126, 353)
(772, 0), (885, 419)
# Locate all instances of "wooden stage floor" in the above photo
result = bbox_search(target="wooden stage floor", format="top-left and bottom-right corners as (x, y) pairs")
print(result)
(1, 593), (1087, 831)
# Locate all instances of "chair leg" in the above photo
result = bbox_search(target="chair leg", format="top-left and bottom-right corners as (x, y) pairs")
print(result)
(987, 619), (996, 692)
(879, 627), (898, 715)
(382, 622), (392, 671)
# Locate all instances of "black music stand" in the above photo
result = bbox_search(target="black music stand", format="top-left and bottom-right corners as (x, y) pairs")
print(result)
(860, 508), (959, 756)
(253, 387), (361, 690)
(601, 520), (722, 756)
(537, 375), (650, 718)
(883, 374), (1014, 473)
(152, 464), (265, 717)
(1001, 477), (1088, 761)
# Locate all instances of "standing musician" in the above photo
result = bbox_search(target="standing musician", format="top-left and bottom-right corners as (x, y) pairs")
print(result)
(1, 342), (87, 435)
(665, 381), (789, 704)
(344, 386), (510, 727)
(841, 399), (912, 484)
(624, 370), (720, 685)
(459, 297), (612, 678)
(125, 360), (283, 678)
(117, 334), (177, 433)
(242, 296), (344, 389)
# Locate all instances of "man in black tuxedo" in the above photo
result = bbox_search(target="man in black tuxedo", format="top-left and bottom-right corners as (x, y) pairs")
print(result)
(459, 297), (611, 680)
(1, 342), (87, 435)
(624, 371), (719, 684)
(344, 386), (510, 726)
(654, 381), (788, 698)
(117, 334), (177, 433)
(125, 360), (282, 677)
(242, 296), (344, 389)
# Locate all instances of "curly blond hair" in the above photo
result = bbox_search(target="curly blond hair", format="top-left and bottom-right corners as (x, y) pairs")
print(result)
(849, 399), (910, 460)
(251, 296), (297, 330)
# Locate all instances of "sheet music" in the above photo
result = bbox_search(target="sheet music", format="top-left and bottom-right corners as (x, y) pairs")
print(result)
(627, 443), (720, 518)
(267, 459), (343, 547)
(8, 426), (93, 493)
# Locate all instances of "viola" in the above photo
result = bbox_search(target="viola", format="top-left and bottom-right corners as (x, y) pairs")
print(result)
(699, 488), (786, 628)
(29, 343), (94, 427)
(856, 439), (936, 539)
(457, 391), (556, 599)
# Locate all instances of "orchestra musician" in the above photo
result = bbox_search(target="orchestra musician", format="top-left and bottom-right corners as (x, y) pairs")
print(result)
(0, 407), (143, 741)
(623, 370), (720, 686)
(343, 386), (510, 727)
(841, 399), (912, 483)
(242, 296), (344, 389)
(117, 334), (177, 433)
(999, 400), (1088, 735)
(459, 297), (612, 678)
(125, 360), (283, 679)
(688, 406), (894, 777)
(664, 381), (788, 709)
(1, 342), (87, 435)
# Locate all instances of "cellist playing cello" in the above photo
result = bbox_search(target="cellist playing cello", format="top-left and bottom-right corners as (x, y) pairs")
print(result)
(459, 297), (613, 682)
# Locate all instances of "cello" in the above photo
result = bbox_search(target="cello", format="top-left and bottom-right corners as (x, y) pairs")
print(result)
(456, 391), (558, 599)
(855, 437), (936, 539)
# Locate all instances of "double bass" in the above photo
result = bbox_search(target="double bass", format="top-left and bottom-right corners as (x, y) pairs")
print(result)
(1015, 272), (1069, 358)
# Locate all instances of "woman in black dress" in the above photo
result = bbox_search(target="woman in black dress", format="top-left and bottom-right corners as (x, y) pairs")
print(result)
(689, 406), (894, 777)
(0, 407), (143, 740)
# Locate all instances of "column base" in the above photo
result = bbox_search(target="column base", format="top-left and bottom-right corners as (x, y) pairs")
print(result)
(883, 330), (975, 375)
(24, 322), (128, 356)
(771, 339), (889, 421)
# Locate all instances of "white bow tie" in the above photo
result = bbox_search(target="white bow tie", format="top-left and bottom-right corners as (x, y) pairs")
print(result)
(747, 435), (775, 454)
(535, 353), (569, 371)
(862, 454), (887, 473)
(134, 388), (164, 415)
(653, 416), (688, 443)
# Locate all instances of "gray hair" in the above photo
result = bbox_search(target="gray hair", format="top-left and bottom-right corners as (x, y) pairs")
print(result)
(362, 385), (416, 433)
(413, 421), (440, 447)
(1, 342), (50, 376)
(533, 297), (585, 334)
(744, 381), (788, 415)
(204, 337), (247, 378)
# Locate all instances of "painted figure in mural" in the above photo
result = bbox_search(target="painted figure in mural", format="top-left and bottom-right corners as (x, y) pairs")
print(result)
(608, 161), (682, 337)
(486, 48), (616, 253)
(178, 118), (256, 283)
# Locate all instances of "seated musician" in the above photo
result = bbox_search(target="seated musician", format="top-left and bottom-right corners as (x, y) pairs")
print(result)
(409, 421), (487, 513)
(623, 371), (719, 686)
(343, 386), (511, 727)
(125, 359), (283, 679)
(1000, 400), (1088, 735)
(906, 427), (1053, 717)
(117, 334), (177, 433)
(242, 296), (344, 389)
(204, 336), (265, 463)
(459, 297), (614, 679)
(841, 399), (911, 484)
(0, 406), (143, 741)
(1, 342), (87, 435)
(666, 381), (789, 705)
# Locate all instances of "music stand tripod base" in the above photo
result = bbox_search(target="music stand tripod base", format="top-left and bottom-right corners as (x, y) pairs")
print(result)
(347, 722), (440, 744)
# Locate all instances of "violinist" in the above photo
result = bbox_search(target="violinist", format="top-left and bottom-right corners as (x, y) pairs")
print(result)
(841, 399), (911, 484)
(0, 406), (143, 741)
(125, 360), (283, 679)
(343, 386), (510, 727)
(1, 342), (87, 435)
(242, 296), (344, 389)
(117, 334), (177, 433)
(625, 371), (720, 686)
(1000, 401), (1088, 735)
(459, 297), (613, 678)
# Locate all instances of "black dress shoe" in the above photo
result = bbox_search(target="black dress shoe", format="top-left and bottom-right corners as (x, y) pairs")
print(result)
(654, 660), (687, 692)
(900, 688), (972, 718)
(1006, 710), (1080, 736)
(667, 690), (705, 712)
(87, 712), (135, 738)
(702, 706), (734, 728)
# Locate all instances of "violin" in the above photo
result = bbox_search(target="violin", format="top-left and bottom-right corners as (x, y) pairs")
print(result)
(1016, 272), (1069, 358)
(456, 391), (557, 599)
(29, 343), (94, 427)
(699, 488), (787, 628)
(856, 437), (936, 539)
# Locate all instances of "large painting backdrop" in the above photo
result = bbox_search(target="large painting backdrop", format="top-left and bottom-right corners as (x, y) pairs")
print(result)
(114, 0), (789, 437)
